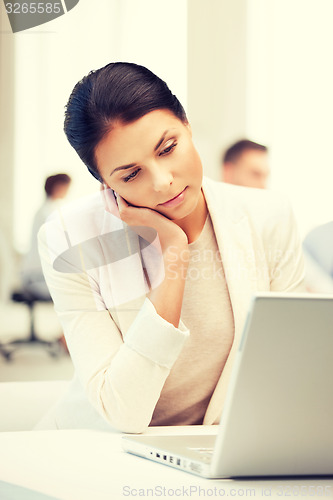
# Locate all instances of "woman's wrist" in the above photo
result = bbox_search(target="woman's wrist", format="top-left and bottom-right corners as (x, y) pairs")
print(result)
(163, 240), (189, 259)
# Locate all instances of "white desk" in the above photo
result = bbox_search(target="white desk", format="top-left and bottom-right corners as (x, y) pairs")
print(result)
(0, 426), (332, 500)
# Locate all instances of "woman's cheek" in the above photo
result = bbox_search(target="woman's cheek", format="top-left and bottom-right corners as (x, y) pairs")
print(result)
(122, 191), (147, 208)
(182, 150), (202, 177)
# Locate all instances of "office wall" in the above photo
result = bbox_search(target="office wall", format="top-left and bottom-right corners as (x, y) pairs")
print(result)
(0, 8), (15, 245)
(246, 0), (333, 237)
(187, 0), (248, 180)
(188, 0), (333, 238)
(269, 0), (333, 237)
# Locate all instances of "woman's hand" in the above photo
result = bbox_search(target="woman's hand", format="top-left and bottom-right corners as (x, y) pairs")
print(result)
(115, 193), (189, 328)
(115, 193), (188, 254)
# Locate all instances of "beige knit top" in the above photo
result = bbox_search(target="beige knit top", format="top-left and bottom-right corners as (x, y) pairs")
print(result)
(150, 214), (235, 426)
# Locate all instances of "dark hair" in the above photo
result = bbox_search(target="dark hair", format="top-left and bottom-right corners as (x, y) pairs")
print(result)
(223, 139), (268, 164)
(44, 174), (71, 197)
(64, 62), (188, 182)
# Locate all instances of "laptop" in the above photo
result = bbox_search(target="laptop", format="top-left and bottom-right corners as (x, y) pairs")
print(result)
(122, 293), (333, 478)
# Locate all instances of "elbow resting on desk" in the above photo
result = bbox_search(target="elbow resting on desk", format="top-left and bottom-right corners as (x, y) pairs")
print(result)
(85, 364), (167, 435)
(96, 398), (152, 434)
(110, 417), (150, 435)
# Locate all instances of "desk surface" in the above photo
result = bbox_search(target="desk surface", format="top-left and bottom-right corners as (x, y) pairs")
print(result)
(0, 426), (332, 500)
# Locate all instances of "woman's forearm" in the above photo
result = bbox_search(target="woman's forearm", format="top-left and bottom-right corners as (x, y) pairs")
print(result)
(147, 245), (189, 328)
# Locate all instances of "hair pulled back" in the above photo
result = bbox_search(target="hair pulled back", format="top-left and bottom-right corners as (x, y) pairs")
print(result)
(64, 62), (187, 181)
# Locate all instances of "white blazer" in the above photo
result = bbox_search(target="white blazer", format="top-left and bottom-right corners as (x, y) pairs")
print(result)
(37, 177), (305, 432)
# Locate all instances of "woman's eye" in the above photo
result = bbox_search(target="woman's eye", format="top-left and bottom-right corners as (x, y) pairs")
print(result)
(123, 169), (140, 183)
(160, 142), (177, 156)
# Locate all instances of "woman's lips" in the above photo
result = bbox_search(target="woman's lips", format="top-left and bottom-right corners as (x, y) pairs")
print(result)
(158, 187), (187, 208)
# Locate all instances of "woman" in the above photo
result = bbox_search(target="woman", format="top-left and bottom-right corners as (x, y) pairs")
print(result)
(38, 62), (305, 432)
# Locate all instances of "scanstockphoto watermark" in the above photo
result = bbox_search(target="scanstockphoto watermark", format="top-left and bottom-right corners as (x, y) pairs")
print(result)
(122, 484), (333, 497)
(167, 246), (300, 267)
(122, 485), (256, 497)
(2, 0), (80, 33)
(164, 245), (301, 282)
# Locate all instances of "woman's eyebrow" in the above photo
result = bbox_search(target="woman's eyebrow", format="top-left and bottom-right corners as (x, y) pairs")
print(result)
(110, 163), (136, 176)
(153, 130), (168, 152)
(110, 129), (174, 177)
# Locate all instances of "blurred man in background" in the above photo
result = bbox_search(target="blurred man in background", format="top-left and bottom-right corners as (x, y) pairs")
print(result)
(21, 174), (71, 300)
(222, 139), (270, 189)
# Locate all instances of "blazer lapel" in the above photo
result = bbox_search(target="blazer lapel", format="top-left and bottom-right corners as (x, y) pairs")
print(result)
(201, 178), (259, 424)
(100, 178), (265, 424)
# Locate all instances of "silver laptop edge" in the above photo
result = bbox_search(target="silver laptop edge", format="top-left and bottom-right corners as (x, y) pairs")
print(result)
(122, 294), (333, 478)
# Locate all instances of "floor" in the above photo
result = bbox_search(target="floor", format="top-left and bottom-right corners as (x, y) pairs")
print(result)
(0, 300), (74, 382)
(0, 342), (74, 382)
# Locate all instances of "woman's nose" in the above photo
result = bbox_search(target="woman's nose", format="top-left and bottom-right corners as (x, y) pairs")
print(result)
(151, 167), (173, 192)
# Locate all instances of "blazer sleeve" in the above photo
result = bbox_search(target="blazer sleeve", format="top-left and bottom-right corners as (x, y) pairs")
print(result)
(38, 222), (189, 434)
(262, 194), (306, 292)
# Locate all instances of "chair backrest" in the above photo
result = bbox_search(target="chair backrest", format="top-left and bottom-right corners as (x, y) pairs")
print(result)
(0, 380), (69, 431)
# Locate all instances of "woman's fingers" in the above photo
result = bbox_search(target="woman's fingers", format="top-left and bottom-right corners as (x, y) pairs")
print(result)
(115, 194), (188, 252)
(115, 195), (132, 221)
(119, 203), (152, 227)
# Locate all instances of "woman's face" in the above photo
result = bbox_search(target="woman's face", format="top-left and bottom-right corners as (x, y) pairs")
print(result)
(95, 109), (204, 221)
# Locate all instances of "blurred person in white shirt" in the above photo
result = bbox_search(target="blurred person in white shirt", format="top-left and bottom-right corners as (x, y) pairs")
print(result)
(21, 173), (71, 300)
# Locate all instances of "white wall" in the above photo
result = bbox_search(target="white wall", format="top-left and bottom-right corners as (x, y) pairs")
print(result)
(188, 0), (333, 239)
(12, 0), (187, 252)
(0, 6), (15, 244)
(187, 0), (248, 180)
(247, 0), (333, 238)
